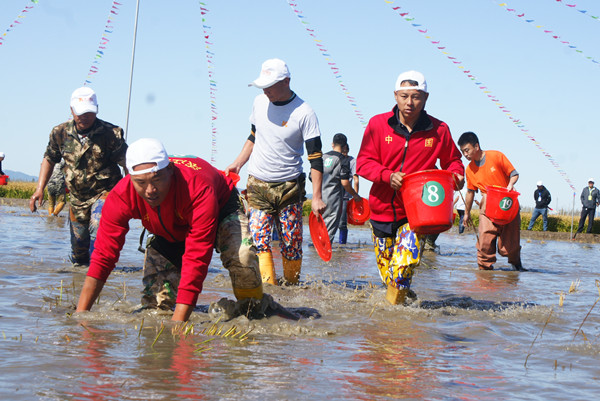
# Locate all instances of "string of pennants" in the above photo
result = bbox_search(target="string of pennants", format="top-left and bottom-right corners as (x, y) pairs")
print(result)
(384, 0), (577, 193)
(495, 1), (599, 67)
(553, 0), (600, 22)
(199, 2), (218, 166)
(285, 0), (368, 128)
(83, 1), (123, 86)
(0, 0), (39, 48)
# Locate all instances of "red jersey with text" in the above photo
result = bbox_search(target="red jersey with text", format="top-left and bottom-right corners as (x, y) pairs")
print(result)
(86, 157), (234, 306)
(357, 108), (463, 222)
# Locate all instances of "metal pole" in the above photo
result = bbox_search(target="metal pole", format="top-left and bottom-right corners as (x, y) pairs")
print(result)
(571, 191), (575, 237)
(124, 0), (141, 141)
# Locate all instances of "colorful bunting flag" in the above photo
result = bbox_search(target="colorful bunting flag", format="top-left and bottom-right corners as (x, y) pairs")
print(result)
(494, 1), (599, 67)
(552, 0), (600, 22)
(199, 2), (218, 165)
(285, 0), (367, 128)
(0, 0), (39, 48)
(82, 1), (123, 86)
(385, 0), (577, 192)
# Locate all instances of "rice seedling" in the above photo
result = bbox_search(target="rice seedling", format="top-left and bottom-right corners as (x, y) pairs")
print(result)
(572, 297), (599, 342)
(151, 322), (166, 348)
(568, 279), (580, 293)
(559, 291), (565, 307)
(524, 308), (553, 368)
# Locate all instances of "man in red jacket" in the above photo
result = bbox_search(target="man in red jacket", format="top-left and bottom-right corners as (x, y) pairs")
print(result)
(76, 138), (270, 321)
(357, 70), (464, 305)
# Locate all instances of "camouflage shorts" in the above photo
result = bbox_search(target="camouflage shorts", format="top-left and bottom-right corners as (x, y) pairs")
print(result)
(246, 174), (306, 215)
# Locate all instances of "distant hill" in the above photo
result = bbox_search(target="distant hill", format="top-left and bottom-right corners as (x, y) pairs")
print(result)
(4, 170), (37, 182)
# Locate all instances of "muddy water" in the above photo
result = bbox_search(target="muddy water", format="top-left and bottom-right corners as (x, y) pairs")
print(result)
(1, 201), (599, 400)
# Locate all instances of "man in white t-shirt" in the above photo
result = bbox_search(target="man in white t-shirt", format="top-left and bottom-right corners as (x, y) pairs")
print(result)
(226, 58), (326, 285)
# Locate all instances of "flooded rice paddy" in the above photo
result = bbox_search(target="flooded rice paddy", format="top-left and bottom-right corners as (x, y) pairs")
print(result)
(1, 199), (599, 400)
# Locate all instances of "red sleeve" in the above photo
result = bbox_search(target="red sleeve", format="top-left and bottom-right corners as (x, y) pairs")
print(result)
(87, 190), (132, 282)
(356, 118), (393, 184)
(175, 181), (220, 306)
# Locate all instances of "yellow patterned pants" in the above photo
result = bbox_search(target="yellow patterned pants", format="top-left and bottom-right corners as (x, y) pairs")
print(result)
(372, 222), (421, 290)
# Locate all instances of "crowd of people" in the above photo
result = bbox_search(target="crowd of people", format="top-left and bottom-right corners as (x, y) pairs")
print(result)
(16, 59), (596, 322)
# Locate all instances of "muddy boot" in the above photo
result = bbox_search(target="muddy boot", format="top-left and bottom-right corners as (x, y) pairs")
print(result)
(338, 229), (348, 244)
(258, 251), (277, 285)
(232, 284), (263, 302)
(282, 257), (301, 285)
(208, 298), (238, 320)
(54, 201), (66, 216)
(385, 283), (408, 305)
(512, 262), (528, 272)
(209, 294), (300, 321)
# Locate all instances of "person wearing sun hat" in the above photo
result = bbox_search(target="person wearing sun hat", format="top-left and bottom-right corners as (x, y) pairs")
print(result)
(357, 70), (465, 305)
(527, 180), (551, 231)
(76, 138), (291, 322)
(226, 58), (326, 286)
(573, 178), (600, 239)
(29, 86), (127, 268)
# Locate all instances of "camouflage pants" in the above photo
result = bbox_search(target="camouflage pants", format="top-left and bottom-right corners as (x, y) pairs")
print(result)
(141, 202), (262, 309)
(69, 197), (105, 265)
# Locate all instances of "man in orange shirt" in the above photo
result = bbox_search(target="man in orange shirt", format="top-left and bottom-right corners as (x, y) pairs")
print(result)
(458, 131), (525, 271)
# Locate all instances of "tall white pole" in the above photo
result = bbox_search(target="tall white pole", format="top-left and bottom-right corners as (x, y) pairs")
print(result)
(124, 0), (141, 141)
(571, 192), (575, 237)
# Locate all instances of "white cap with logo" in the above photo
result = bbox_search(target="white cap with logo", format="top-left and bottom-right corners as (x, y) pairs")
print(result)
(70, 87), (98, 116)
(249, 58), (290, 89)
(395, 70), (428, 93)
(126, 138), (170, 176)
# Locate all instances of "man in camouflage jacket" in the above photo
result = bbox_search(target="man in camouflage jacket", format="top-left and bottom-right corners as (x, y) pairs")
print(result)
(30, 87), (127, 267)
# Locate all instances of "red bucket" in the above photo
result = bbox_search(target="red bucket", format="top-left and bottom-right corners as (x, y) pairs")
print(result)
(400, 170), (455, 234)
(346, 198), (371, 225)
(485, 186), (520, 225)
(0, 175), (8, 185)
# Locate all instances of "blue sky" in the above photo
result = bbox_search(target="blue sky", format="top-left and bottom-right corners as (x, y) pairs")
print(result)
(0, 0), (598, 211)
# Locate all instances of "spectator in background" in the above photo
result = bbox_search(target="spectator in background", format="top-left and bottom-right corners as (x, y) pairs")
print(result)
(573, 178), (600, 239)
(527, 181), (551, 232)
(454, 189), (467, 234)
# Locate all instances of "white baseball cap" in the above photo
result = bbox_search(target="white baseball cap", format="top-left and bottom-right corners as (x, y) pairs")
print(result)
(126, 138), (170, 176)
(249, 58), (290, 89)
(70, 87), (98, 116)
(537, 181), (543, 186)
(395, 70), (428, 93)
(0, 152), (5, 158)
(589, 178), (595, 183)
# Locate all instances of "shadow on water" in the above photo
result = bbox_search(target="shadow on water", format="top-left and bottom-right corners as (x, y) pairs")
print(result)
(416, 296), (536, 311)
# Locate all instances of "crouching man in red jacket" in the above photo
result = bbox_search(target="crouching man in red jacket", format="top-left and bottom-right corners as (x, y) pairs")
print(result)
(76, 138), (267, 321)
